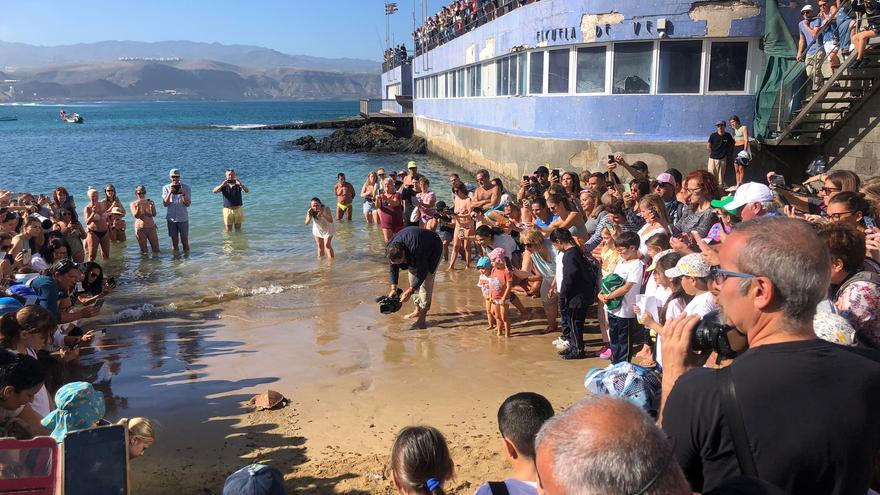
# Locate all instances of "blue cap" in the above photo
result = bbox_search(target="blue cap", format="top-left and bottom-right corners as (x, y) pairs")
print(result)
(0, 297), (22, 314)
(222, 464), (286, 495)
(476, 257), (491, 269)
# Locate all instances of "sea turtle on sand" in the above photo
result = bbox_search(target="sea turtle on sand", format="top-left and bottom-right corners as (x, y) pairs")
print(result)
(248, 390), (288, 411)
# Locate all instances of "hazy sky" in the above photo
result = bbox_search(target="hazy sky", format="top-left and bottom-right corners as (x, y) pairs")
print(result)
(0, 0), (448, 61)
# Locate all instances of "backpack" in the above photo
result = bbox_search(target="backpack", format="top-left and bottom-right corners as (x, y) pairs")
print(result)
(835, 271), (880, 301)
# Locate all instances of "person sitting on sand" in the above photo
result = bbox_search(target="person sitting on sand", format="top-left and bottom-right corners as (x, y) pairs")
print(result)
(390, 426), (454, 495)
(386, 226), (443, 329)
(0, 349), (49, 438)
(130, 185), (160, 256)
(335, 173), (356, 221)
(305, 197), (335, 258)
(84, 187), (111, 261)
(41, 381), (105, 443)
(475, 392), (554, 495)
(117, 417), (156, 459)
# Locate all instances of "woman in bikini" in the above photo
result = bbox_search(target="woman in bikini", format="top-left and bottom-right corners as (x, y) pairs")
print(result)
(84, 187), (111, 261)
(53, 209), (86, 262)
(102, 184), (126, 243)
(447, 182), (475, 270)
(130, 185), (160, 256)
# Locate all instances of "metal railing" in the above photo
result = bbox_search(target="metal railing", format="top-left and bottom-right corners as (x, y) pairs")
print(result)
(413, 0), (540, 56)
(383, 56), (412, 73)
(360, 99), (410, 116)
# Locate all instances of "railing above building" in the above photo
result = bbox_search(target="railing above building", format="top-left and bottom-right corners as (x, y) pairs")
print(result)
(359, 99), (411, 117)
(414, 0), (541, 56)
(383, 57), (413, 73)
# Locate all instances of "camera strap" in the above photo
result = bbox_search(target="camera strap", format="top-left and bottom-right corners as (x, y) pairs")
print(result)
(717, 366), (759, 478)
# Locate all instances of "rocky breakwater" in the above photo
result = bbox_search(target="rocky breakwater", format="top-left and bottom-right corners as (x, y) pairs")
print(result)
(292, 123), (426, 154)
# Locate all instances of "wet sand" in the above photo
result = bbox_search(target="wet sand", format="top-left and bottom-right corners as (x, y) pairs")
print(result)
(84, 261), (606, 494)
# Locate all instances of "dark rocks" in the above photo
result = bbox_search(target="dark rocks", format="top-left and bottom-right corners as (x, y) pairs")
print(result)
(252, 117), (368, 130)
(293, 123), (426, 154)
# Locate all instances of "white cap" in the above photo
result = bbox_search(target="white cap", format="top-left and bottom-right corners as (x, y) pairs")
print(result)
(801, 4), (814, 12)
(725, 182), (775, 211)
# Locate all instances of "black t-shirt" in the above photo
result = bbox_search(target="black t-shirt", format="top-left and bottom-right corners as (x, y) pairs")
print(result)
(708, 132), (735, 160)
(663, 339), (880, 495)
(221, 183), (243, 207)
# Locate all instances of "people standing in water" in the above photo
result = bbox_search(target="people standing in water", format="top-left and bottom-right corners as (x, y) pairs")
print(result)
(305, 197), (335, 258)
(84, 187), (111, 261)
(162, 168), (192, 254)
(212, 168), (249, 232)
(361, 171), (380, 225)
(130, 185), (160, 256)
(447, 181), (475, 270)
(378, 177), (405, 242)
(102, 184), (125, 243)
(335, 173), (356, 221)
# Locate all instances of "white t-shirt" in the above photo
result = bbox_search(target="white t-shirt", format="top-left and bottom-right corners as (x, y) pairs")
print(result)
(656, 298), (686, 368)
(610, 258), (644, 318)
(475, 479), (538, 495)
(684, 291), (717, 317)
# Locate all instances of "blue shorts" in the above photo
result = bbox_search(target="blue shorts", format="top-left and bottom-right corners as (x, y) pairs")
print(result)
(167, 220), (189, 239)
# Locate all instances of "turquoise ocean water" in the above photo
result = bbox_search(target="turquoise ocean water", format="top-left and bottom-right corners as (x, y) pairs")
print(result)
(1, 101), (463, 317)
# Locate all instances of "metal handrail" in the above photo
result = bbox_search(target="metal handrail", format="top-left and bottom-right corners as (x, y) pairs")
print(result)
(413, 0), (539, 56)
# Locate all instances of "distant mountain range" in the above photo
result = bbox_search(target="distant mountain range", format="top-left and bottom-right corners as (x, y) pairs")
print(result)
(0, 40), (382, 101)
(0, 40), (381, 73)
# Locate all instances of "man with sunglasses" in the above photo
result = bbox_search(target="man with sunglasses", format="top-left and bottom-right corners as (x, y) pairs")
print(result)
(796, 5), (829, 93)
(655, 172), (687, 226)
(660, 217), (880, 495)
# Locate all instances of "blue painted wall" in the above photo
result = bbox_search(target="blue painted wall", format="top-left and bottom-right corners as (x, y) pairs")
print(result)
(395, 0), (820, 142)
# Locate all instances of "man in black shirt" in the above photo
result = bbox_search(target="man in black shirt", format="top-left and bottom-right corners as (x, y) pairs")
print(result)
(660, 217), (880, 494)
(707, 121), (734, 189)
(386, 226), (443, 329)
(212, 168), (249, 232)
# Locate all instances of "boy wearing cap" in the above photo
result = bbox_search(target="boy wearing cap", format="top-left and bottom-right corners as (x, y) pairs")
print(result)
(664, 253), (717, 317)
(707, 121), (734, 188)
(162, 169), (192, 254)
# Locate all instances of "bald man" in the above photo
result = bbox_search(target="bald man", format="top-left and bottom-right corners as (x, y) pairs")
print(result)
(534, 396), (783, 495)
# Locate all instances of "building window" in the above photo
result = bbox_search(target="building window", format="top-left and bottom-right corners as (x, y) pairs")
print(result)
(548, 49), (570, 94)
(457, 68), (465, 97)
(576, 46), (606, 93)
(529, 51), (544, 94)
(658, 40), (702, 94)
(495, 54), (523, 96)
(708, 41), (749, 92)
(467, 65), (481, 97)
(612, 42), (653, 94)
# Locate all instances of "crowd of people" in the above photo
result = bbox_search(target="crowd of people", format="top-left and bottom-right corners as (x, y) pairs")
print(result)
(413, 0), (540, 55)
(384, 44), (410, 71)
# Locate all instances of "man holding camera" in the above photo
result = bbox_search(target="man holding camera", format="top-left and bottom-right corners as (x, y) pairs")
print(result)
(660, 217), (880, 495)
(162, 168), (192, 254)
(212, 168), (249, 232)
(385, 226), (443, 330)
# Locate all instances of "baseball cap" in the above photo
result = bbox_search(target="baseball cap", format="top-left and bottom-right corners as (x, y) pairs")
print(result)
(222, 464), (287, 495)
(655, 172), (677, 187)
(801, 4), (814, 12)
(710, 195), (738, 214)
(665, 253), (712, 278)
(169, 168), (181, 177)
(534, 165), (550, 176)
(724, 182), (774, 211)
(376, 168), (386, 175)
(407, 161), (418, 169)
(715, 120), (726, 127)
(476, 256), (491, 269)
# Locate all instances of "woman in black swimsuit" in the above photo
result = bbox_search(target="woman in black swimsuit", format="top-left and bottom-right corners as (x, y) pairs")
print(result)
(84, 187), (111, 261)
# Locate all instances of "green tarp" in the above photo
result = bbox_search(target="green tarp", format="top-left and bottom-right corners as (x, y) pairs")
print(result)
(754, 0), (805, 139)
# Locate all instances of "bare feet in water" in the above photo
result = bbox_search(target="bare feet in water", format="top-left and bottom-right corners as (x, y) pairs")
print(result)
(404, 309), (420, 319)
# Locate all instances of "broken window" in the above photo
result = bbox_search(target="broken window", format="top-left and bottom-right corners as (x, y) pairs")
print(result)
(576, 46), (606, 93)
(708, 41), (748, 92)
(612, 42), (652, 94)
(548, 49), (570, 93)
(658, 41), (702, 94)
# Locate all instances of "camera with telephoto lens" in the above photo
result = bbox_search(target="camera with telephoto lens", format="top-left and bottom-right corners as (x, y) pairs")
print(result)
(376, 288), (404, 314)
(692, 310), (741, 360)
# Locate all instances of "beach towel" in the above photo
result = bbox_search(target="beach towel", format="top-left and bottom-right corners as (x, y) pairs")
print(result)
(600, 273), (625, 311)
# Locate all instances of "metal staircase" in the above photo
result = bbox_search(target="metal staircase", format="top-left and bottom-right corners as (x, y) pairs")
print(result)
(765, 37), (880, 146)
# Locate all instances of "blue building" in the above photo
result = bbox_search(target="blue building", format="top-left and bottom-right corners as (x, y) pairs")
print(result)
(378, 0), (880, 181)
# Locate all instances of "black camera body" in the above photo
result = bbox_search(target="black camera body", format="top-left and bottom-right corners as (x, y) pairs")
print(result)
(692, 310), (740, 360)
(376, 288), (404, 314)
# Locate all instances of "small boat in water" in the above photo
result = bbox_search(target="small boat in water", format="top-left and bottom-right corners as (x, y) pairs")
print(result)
(59, 109), (84, 124)
(0, 116), (17, 122)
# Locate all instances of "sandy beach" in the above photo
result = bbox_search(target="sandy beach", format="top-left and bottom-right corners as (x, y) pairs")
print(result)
(84, 259), (605, 494)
